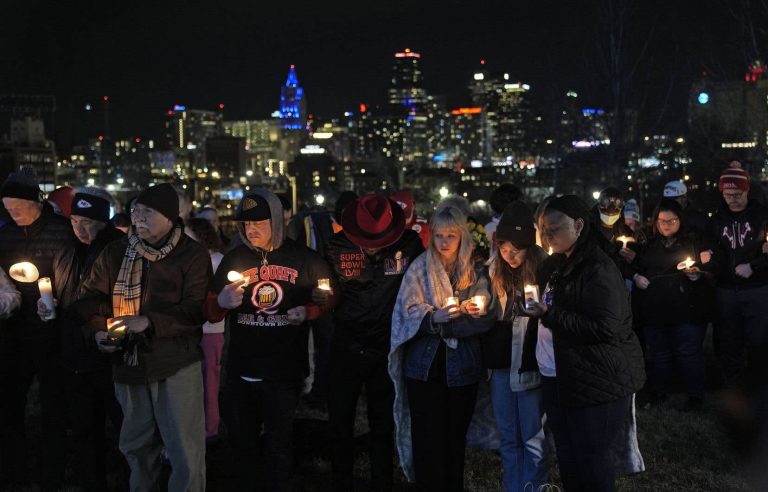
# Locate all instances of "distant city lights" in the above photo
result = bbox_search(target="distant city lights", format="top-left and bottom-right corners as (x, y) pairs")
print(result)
(697, 92), (709, 104)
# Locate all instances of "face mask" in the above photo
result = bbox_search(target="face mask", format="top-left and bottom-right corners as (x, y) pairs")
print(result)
(600, 212), (621, 226)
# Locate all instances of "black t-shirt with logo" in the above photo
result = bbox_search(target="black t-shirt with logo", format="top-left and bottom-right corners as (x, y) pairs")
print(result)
(325, 229), (424, 358)
(212, 238), (333, 381)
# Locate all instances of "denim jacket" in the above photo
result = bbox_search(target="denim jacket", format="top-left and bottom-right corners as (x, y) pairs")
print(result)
(403, 267), (498, 386)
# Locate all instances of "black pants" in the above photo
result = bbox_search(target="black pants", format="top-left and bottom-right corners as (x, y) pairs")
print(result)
(226, 374), (302, 492)
(541, 377), (630, 492)
(0, 339), (67, 490)
(308, 314), (335, 403)
(328, 344), (394, 492)
(406, 377), (478, 492)
(717, 285), (768, 389)
(67, 368), (127, 492)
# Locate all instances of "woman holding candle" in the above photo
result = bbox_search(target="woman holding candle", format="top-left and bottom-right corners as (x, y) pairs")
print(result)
(390, 203), (497, 491)
(526, 195), (645, 492)
(484, 201), (549, 492)
(631, 198), (710, 411)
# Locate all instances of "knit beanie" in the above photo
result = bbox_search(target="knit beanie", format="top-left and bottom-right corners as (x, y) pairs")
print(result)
(495, 201), (536, 249)
(71, 188), (112, 223)
(546, 195), (591, 223)
(623, 199), (640, 221)
(135, 183), (179, 221)
(663, 180), (687, 198)
(719, 161), (750, 192)
(0, 169), (41, 202)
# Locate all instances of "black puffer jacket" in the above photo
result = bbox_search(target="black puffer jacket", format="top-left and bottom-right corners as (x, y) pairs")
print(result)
(538, 233), (645, 407)
(74, 227), (212, 384)
(60, 224), (125, 373)
(0, 203), (78, 345)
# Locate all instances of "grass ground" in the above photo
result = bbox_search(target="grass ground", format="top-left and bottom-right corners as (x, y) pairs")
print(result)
(8, 331), (762, 491)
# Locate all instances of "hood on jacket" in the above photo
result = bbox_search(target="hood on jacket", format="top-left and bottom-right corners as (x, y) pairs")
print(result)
(235, 188), (285, 252)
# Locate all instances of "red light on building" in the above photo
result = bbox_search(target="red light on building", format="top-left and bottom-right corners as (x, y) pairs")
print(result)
(167, 110), (173, 115)
(98, 135), (104, 141)
(395, 51), (421, 59)
(218, 103), (225, 109)
(103, 96), (109, 102)
(480, 59), (486, 65)
(450, 107), (482, 115)
(290, 64), (295, 69)
(360, 103), (367, 113)
(134, 137), (141, 143)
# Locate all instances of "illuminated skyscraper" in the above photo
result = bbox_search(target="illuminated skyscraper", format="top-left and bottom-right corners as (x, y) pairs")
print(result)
(388, 49), (429, 165)
(278, 65), (307, 131)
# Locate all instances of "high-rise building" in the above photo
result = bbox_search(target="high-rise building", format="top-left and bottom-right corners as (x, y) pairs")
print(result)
(0, 95), (57, 189)
(279, 65), (307, 131)
(165, 105), (223, 150)
(388, 49), (430, 165)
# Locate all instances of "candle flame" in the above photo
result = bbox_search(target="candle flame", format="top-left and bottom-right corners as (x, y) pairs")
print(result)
(8, 262), (40, 283)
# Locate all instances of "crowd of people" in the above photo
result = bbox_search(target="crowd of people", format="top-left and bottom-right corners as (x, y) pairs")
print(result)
(0, 160), (766, 492)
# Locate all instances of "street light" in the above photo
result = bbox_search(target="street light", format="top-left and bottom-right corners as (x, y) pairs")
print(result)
(592, 191), (601, 200)
(439, 186), (449, 198)
(315, 194), (325, 205)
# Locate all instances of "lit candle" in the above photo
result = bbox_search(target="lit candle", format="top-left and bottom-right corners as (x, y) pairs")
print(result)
(227, 270), (249, 285)
(677, 257), (696, 271)
(317, 278), (331, 291)
(8, 261), (40, 283)
(616, 235), (635, 250)
(38, 277), (55, 320)
(471, 295), (487, 315)
(524, 284), (540, 310)
(444, 296), (460, 308)
(548, 246), (554, 255)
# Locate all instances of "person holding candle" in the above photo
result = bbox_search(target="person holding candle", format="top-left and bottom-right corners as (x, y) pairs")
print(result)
(389, 202), (497, 491)
(75, 182), (212, 492)
(203, 189), (336, 492)
(526, 195), (645, 492)
(0, 169), (79, 490)
(631, 198), (711, 411)
(323, 194), (424, 491)
(49, 187), (128, 492)
(484, 201), (550, 492)
(705, 161), (768, 393)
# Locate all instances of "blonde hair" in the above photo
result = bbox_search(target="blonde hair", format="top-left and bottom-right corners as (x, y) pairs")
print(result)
(428, 204), (475, 291)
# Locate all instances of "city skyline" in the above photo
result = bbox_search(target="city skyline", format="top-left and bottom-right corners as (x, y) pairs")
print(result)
(3, 0), (766, 147)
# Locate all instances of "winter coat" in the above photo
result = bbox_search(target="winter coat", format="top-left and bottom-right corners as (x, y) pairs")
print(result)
(60, 224), (125, 373)
(632, 233), (712, 326)
(74, 231), (212, 384)
(537, 233), (645, 407)
(705, 201), (768, 289)
(326, 229), (424, 359)
(0, 202), (78, 345)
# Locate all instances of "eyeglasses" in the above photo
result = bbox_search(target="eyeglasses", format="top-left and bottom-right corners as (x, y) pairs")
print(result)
(130, 206), (156, 221)
(656, 217), (680, 226)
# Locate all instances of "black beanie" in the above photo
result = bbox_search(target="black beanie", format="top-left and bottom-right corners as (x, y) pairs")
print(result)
(495, 201), (536, 249)
(135, 183), (179, 221)
(71, 192), (111, 222)
(0, 171), (41, 202)
(235, 194), (272, 221)
(545, 195), (591, 223)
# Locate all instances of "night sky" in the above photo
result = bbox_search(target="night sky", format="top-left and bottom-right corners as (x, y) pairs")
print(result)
(1, 0), (765, 149)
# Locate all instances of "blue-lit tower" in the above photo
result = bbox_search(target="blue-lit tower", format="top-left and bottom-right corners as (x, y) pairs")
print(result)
(279, 65), (307, 130)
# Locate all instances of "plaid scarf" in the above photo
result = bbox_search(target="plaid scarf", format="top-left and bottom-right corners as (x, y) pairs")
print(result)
(112, 224), (183, 364)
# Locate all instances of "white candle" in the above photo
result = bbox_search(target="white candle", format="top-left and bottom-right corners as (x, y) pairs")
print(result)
(616, 235), (635, 250)
(8, 261), (40, 283)
(677, 257), (696, 271)
(524, 284), (540, 309)
(471, 295), (487, 315)
(317, 278), (331, 291)
(38, 277), (55, 320)
(227, 270), (249, 285)
(444, 296), (460, 308)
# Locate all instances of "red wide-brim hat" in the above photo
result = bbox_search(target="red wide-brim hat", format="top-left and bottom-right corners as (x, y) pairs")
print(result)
(342, 194), (406, 249)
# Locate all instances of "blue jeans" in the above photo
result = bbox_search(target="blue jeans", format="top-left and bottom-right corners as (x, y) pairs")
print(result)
(490, 370), (548, 492)
(644, 323), (705, 399)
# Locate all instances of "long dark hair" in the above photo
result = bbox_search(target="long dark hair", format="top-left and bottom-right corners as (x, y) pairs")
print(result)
(188, 217), (224, 253)
(489, 244), (548, 297)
